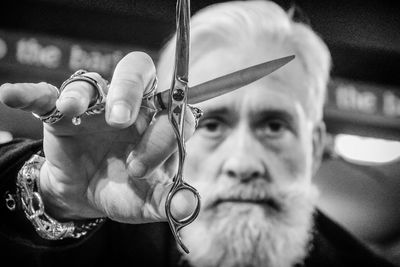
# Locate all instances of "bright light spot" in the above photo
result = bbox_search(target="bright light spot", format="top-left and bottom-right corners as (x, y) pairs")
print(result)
(334, 134), (400, 164)
(0, 131), (13, 144)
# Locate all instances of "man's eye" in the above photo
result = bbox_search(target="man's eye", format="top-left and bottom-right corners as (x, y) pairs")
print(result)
(269, 121), (283, 132)
(197, 118), (226, 137)
(258, 120), (289, 138)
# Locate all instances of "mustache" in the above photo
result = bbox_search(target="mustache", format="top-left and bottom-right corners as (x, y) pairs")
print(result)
(203, 179), (311, 214)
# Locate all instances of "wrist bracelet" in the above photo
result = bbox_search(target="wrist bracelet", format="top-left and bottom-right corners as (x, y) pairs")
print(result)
(16, 152), (106, 240)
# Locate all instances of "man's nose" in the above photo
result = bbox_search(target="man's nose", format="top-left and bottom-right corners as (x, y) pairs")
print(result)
(221, 130), (267, 182)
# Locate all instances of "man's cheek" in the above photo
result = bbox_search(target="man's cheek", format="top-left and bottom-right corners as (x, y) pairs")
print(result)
(278, 146), (309, 181)
(185, 140), (211, 177)
(184, 152), (204, 182)
(185, 156), (216, 197)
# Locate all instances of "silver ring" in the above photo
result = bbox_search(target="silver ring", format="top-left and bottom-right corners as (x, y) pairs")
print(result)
(32, 107), (64, 125)
(60, 70), (109, 125)
(60, 69), (108, 116)
(32, 70), (109, 125)
(32, 87), (64, 125)
(187, 104), (203, 128)
(143, 76), (158, 99)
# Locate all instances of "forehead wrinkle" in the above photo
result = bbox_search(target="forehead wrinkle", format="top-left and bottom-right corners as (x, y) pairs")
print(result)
(189, 45), (313, 122)
(200, 94), (239, 115)
(200, 80), (303, 124)
(248, 97), (300, 125)
(268, 61), (314, 120)
(261, 75), (311, 120)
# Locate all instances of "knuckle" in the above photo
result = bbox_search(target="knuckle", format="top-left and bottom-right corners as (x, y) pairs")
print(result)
(61, 82), (91, 100)
(0, 83), (28, 108)
(42, 83), (59, 99)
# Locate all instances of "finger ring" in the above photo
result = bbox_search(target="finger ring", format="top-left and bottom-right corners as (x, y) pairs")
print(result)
(187, 104), (203, 128)
(60, 69), (109, 125)
(143, 76), (158, 99)
(32, 87), (64, 125)
(32, 107), (64, 125)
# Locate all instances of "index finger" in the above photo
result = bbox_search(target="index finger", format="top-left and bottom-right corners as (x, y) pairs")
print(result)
(0, 82), (58, 115)
(106, 52), (157, 128)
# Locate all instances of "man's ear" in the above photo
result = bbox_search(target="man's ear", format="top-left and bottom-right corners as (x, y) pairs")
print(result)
(312, 121), (326, 175)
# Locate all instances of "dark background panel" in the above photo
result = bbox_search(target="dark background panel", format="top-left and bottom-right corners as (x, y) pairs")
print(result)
(1, 0), (398, 84)
(1, 0), (399, 139)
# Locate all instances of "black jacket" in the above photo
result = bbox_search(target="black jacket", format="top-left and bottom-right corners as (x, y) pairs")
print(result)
(0, 139), (396, 267)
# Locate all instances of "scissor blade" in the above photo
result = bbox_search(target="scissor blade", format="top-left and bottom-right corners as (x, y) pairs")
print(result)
(154, 55), (295, 110)
(174, 0), (190, 82)
(187, 55), (295, 104)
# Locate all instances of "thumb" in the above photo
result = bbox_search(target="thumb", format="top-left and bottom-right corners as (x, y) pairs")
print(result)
(127, 106), (196, 179)
(128, 106), (198, 222)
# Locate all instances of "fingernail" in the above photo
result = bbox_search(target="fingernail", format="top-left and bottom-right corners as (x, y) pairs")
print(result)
(129, 158), (148, 178)
(110, 102), (132, 124)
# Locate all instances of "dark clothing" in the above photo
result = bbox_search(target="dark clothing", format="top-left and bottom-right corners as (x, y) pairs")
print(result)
(0, 139), (396, 267)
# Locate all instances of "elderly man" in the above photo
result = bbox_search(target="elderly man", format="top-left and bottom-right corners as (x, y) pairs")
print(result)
(0, 1), (395, 266)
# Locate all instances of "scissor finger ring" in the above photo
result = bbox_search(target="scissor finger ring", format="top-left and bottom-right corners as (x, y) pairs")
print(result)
(166, 178), (201, 253)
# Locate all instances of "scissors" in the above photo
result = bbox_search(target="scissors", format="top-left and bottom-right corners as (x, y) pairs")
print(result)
(141, 0), (295, 254)
(163, 0), (198, 254)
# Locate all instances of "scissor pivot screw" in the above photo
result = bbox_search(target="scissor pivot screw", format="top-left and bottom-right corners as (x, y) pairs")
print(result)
(173, 89), (185, 101)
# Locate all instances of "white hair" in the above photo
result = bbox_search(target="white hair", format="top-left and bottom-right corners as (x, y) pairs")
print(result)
(180, 179), (319, 267)
(157, 0), (331, 122)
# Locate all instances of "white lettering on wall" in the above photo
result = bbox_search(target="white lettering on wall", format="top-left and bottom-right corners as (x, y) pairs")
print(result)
(336, 85), (377, 114)
(69, 45), (124, 75)
(16, 38), (61, 68)
(383, 91), (400, 117)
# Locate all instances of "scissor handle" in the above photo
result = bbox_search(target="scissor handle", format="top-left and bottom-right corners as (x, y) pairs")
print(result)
(165, 178), (201, 253)
(166, 77), (201, 252)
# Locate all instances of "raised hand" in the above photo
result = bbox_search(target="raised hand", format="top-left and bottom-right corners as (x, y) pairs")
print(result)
(0, 52), (197, 224)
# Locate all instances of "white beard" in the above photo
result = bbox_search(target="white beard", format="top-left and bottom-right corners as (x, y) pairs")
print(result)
(180, 180), (319, 267)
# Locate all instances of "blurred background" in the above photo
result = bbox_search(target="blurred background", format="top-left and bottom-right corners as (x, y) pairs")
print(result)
(0, 0), (399, 265)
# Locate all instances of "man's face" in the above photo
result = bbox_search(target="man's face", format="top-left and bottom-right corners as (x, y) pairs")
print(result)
(181, 47), (321, 267)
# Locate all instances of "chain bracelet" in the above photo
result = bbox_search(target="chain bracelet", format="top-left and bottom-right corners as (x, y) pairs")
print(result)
(16, 152), (106, 240)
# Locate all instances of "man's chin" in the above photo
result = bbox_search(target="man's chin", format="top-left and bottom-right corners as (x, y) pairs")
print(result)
(181, 186), (318, 267)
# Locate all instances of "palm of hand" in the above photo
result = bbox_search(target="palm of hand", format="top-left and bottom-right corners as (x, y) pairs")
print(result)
(41, 110), (169, 223)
